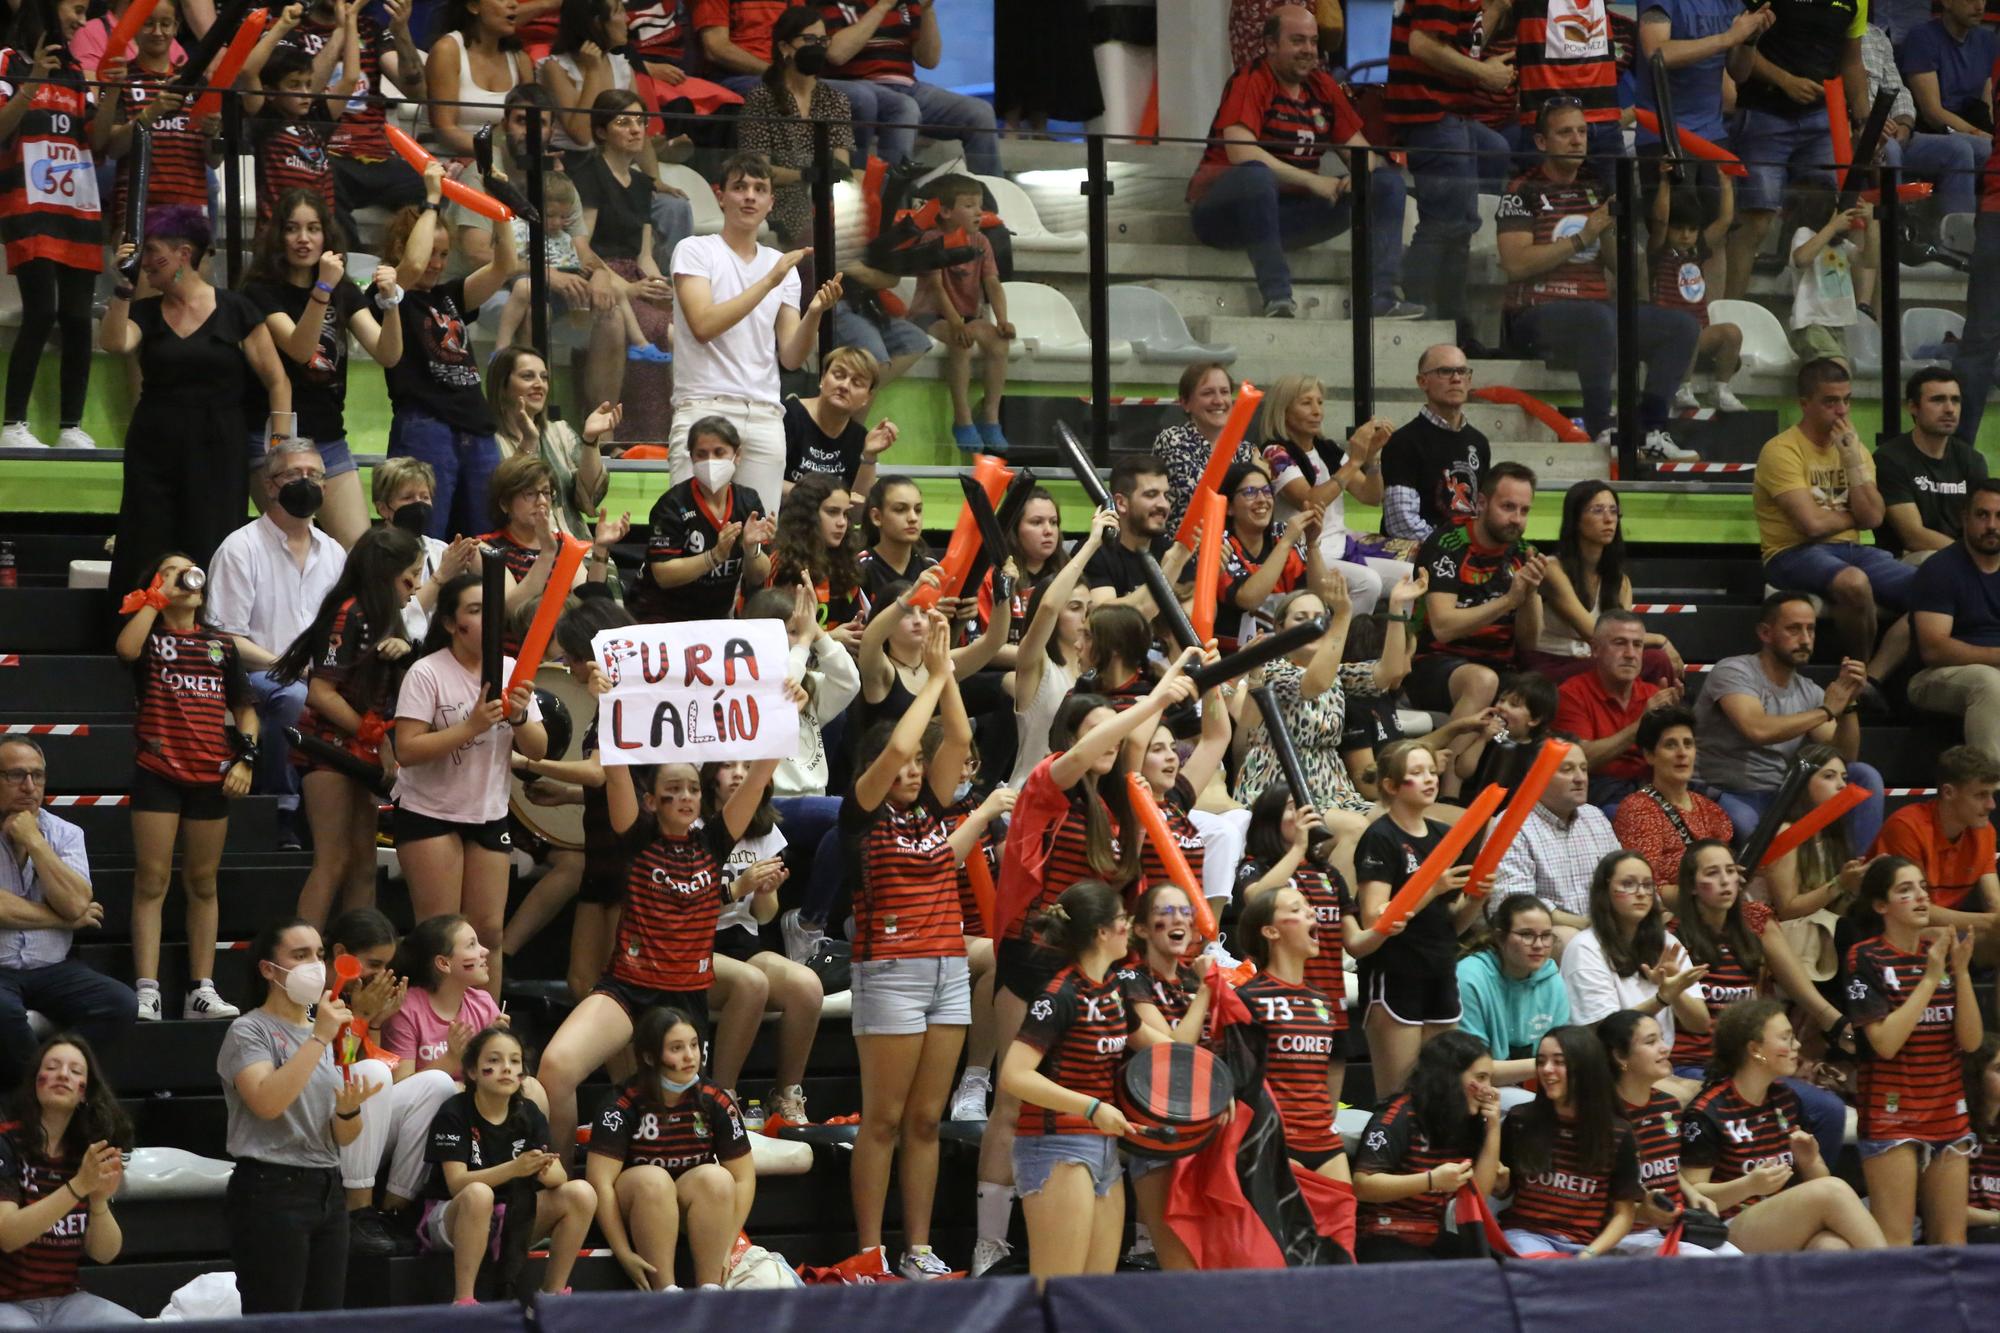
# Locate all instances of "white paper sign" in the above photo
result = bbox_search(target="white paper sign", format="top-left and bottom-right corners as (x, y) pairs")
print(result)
(590, 619), (798, 765)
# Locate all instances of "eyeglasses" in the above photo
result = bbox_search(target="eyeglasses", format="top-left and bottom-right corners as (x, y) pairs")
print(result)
(0, 768), (46, 786)
(606, 114), (647, 129)
(1508, 930), (1557, 945)
(519, 488), (554, 502)
(1233, 485), (1274, 501)
(1583, 504), (1620, 519)
(1610, 880), (1657, 897)
(1152, 905), (1194, 920)
(1424, 365), (1473, 380)
(271, 468), (325, 486)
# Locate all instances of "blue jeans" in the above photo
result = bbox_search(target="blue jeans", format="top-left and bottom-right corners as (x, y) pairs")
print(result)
(1732, 105), (1836, 212)
(1401, 115), (1512, 330)
(772, 795), (842, 926)
(1955, 212), (2000, 444)
(1882, 130), (1989, 218)
(0, 1293), (140, 1326)
(1762, 541), (1917, 611)
(826, 79), (1001, 175)
(389, 409), (501, 541)
(0, 961), (135, 1087)
(1712, 760), (1886, 861)
(246, 670), (307, 808)
(1189, 160), (1405, 306)
(831, 303), (933, 364)
(1506, 301), (1700, 434)
(651, 191), (694, 271)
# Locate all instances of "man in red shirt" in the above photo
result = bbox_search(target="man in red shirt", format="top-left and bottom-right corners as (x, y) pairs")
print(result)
(1869, 745), (2000, 958)
(1188, 4), (1419, 320)
(695, 0), (789, 92)
(1554, 608), (1685, 807)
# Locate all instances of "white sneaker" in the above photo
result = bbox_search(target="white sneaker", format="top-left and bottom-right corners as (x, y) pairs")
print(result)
(55, 427), (95, 449)
(1672, 383), (1701, 411)
(949, 1069), (992, 1122)
(136, 989), (161, 1022)
(183, 982), (240, 1020)
(1639, 430), (1701, 462)
(970, 1237), (1013, 1278)
(1713, 384), (1749, 413)
(779, 909), (824, 965)
(768, 1084), (808, 1124)
(1200, 938), (1241, 971)
(898, 1246), (953, 1281)
(1, 422), (48, 449)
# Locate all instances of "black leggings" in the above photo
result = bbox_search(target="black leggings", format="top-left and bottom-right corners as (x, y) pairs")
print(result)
(6, 259), (94, 426)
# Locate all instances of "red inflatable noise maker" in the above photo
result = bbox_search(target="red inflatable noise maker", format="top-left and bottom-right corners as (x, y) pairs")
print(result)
(383, 124), (514, 223)
(1116, 1041), (1236, 1159)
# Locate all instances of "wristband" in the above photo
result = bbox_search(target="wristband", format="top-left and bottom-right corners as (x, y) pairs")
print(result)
(113, 284), (135, 301)
(378, 285), (404, 307)
(66, 1180), (84, 1204)
(335, 1109), (361, 1121)
(312, 279), (334, 297)
(1386, 612), (1412, 623)
(1083, 1098), (1102, 1126)
(992, 572), (1016, 603)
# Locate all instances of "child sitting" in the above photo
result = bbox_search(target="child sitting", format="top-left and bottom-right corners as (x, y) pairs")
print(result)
(486, 173), (656, 358)
(906, 174), (1013, 454)
(1787, 188), (1873, 368)
(1648, 177), (1747, 413)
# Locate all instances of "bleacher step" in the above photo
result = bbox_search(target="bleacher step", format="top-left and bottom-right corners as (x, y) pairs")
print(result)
(1183, 316), (1451, 384)
(0, 654), (138, 717)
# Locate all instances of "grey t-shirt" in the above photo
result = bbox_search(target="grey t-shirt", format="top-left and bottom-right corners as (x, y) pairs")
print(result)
(1693, 652), (1825, 791)
(217, 1009), (340, 1168)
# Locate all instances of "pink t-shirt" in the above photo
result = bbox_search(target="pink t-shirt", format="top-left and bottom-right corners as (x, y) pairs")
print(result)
(392, 650), (539, 823)
(380, 986), (501, 1067)
(69, 14), (187, 74)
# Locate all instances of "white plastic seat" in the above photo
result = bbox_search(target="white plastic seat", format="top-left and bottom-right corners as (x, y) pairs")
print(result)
(1707, 298), (1795, 374)
(1108, 285), (1237, 365)
(1847, 315), (1884, 376)
(1941, 213), (1976, 257)
(122, 1147), (234, 1201)
(660, 163), (724, 235)
(1902, 306), (1964, 360)
(746, 1133), (813, 1176)
(975, 174), (1084, 252)
(1001, 281), (1130, 361)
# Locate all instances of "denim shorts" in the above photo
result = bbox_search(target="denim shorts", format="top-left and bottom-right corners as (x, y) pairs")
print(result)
(1762, 541), (1917, 609)
(831, 303), (934, 362)
(1858, 1133), (1977, 1165)
(1123, 1149), (1172, 1183)
(1013, 1132), (1123, 1197)
(850, 955), (971, 1036)
(246, 432), (357, 477)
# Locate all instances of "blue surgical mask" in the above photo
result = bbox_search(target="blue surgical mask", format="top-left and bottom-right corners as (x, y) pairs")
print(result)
(660, 1071), (700, 1094)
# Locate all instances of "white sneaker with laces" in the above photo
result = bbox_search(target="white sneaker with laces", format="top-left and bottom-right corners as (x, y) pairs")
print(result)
(1, 422), (48, 449)
(779, 909), (824, 965)
(768, 1084), (808, 1124)
(1672, 383), (1701, 411)
(1713, 384), (1749, 413)
(136, 989), (161, 1022)
(55, 427), (95, 449)
(183, 983), (240, 1020)
(949, 1069), (992, 1122)
(970, 1237), (1013, 1277)
(899, 1246), (953, 1281)
(1640, 431), (1701, 462)
(1200, 938), (1241, 971)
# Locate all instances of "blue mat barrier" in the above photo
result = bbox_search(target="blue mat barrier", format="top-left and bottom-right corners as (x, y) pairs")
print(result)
(532, 1275), (1043, 1333)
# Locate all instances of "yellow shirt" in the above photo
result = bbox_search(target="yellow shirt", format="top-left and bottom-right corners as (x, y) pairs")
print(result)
(1752, 426), (1874, 562)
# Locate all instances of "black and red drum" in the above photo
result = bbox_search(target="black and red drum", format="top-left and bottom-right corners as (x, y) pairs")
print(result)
(1117, 1041), (1236, 1159)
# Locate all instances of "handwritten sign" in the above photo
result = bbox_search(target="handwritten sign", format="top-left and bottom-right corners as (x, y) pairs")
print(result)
(591, 619), (798, 765)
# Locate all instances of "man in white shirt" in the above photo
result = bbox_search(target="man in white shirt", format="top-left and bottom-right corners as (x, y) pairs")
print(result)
(669, 152), (844, 513)
(205, 441), (347, 841)
(1489, 738), (1619, 951)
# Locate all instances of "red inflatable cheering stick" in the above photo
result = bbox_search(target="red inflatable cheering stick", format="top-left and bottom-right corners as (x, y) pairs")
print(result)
(384, 124), (514, 222)
(189, 8), (269, 120)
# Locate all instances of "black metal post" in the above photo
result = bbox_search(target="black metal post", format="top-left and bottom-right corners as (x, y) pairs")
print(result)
(1879, 162), (1902, 439)
(1084, 133), (1113, 463)
(1613, 152), (1641, 478)
(222, 93), (243, 286)
(525, 107), (548, 360)
(811, 119), (836, 363)
(1349, 152), (1374, 426)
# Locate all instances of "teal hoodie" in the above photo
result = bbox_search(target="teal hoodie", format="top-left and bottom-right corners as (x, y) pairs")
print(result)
(1454, 948), (1570, 1062)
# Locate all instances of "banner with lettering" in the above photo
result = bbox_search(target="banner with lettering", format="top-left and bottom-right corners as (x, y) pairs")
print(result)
(590, 619), (798, 765)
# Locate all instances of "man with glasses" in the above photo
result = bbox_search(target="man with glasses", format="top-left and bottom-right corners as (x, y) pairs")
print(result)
(0, 738), (132, 1084)
(205, 440), (346, 847)
(1488, 738), (1619, 941)
(1381, 344), (1490, 542)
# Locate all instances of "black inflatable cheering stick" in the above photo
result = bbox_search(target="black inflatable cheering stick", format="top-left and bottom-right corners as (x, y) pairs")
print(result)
(1186, 616), (1330, 693)
(472, 124), (539, 225)
(1053, 421), (1201, 651)
(1649, 53), (1684, 184)
(119, 127), (150, 283)
(167, 0), (255, 94)
(962, 467), (1038, 595)
(1734, 755), (1815, 876)
(1835, 90), (1897, 208)
(285, 729), (390, 798)
(481, 546), (507, 702)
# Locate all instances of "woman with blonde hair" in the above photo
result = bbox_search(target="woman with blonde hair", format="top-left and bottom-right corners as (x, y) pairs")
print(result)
(1257, 373), (1410, 613)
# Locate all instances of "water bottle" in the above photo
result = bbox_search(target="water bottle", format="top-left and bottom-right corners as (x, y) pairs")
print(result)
(740, 1098), (766, 1132)
(0, 540), (15, 589)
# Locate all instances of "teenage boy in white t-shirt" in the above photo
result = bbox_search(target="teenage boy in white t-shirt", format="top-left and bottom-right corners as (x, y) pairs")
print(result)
(669, 151), (843, 510)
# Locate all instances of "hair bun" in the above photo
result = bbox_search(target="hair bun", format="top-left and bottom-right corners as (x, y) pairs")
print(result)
(1045, 904), (1070, 923)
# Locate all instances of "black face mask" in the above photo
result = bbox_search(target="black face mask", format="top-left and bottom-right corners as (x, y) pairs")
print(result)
(277, 478), (324, 519)
(792, 43), (829, 75)
(391, 501), (434, 536)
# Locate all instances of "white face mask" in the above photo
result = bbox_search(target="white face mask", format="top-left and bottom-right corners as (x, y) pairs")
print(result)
(951, 780), (974, 803)
(660, 1070), (700, 1094)
(692, 458), (736, 493)
(275, 959), (326, 1007)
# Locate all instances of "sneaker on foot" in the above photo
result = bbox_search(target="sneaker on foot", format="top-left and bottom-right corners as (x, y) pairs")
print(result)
(183, 982), (240, 1020)
(55, 427), (96, 449)
(1372, 297), (1427, 320)
(768, 1084), (808, 1125)
(1, 422), (47, 449)
(1262, 298), (1298, 319)
(975, 421), (1010, 454)
(899, 1246), (953, 1281)
(779, 909), (824, 965)
(970, 1237), (1013, 1277)
(1672, 383), (1701, 411)
(951, 422), (983, 451)
(349, 1207), (399, 1258)
(1640, 430), (1701, 462)
(136, 989), (161, 1022)
(949, 1069), (991, 1122)
(1713, 384), (1749, 413)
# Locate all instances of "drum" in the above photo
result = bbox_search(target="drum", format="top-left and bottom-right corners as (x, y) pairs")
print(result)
(1117, 1041), (1236, 1159)
(508, 663), (592, 851)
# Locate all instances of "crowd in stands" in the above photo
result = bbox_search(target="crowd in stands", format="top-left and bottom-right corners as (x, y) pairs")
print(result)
(1, 0), (1999, 1318)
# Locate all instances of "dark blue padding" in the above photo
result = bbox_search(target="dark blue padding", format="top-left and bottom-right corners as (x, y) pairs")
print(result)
(1045, 1261), (1514, 1333)
(1942, 1243), (2000, 1327)
(163, 1306), (526, 1333)
(532, 1275), (1043, 1333)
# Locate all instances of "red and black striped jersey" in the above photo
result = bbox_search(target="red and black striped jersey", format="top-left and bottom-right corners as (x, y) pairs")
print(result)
(1190, 61), (1363, 203)
(625, 0), (687, 64)
(1038, 789), (1122, 917)
(1238, 972), (1343, 1155)
(820, 1), (920, 82)
(1499, 1110), (1642, 1243)
(942, 792), (996, 939)
(1354, 1093), (1477, 1246)
(1016, 966), (1128, 1137)
(1137, 780), (1206, 907)
(610, 823), (732, 991)
(1386, 0), (1484, 124)
(1297, 867), (1353, 1026)
(1846, 938), (1973, 1141)
(588, 1080), (749, 1177)
(133, 623), (250, 787)
(1681, 1078), (1805, 1220)
(1117, 958), (1203, 1027)
(297, 597), (398, 759)
(840, 788), (966, 961)
(478, 531), (540, 656)
(281, 13), (390, 159)
(689, 0), (787, 60)
(112, 68), (211, 226)
(1972, 1131), (2000, 1214)
(0, 1125), (87, 1300)
(1650, 241), (1713, 327)
(1215, 528), (1306, 645)
(253, 117), (335, 227)
(1671, 938), (1761, 1068)
(0, 52), (102, 270)
(1513, 0), (1618, 125)
(1497, 166), (1610, 309)
(1619, 1089), (1685, 1211)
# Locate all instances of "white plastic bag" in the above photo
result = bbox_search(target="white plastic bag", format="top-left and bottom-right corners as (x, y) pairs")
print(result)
(724, 1244), (802, 1290)
(155, 1270), (240, 1321)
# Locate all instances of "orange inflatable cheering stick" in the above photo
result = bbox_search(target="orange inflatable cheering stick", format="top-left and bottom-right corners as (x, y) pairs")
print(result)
(1174, 384), (1263, 549)
(1370, 783), (1505, 935)
(1125, 773), (1219, 940)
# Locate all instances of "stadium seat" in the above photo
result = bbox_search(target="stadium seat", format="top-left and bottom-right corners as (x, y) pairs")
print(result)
(1902, 306), (1964, 362)
(661, 164), (724, 235)
(1002, 281), (1131, 361)
(746, 1133), (813, 1176)
(122, 1147), (234, 1201)
(1108, 285), (1238, 365)
(1847, 315), (1884, 376)
(1941, 212), (1976, 257)
(1707, 298), (1795, 374)
(975, 175), (1084, 252)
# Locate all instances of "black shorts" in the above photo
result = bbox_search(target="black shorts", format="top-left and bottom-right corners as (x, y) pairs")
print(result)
(394, 805), (513, 854)
(579, 857), (624, 906)
(1359, 964), (1462, 1027)
(590, 974), (710, 1028)
(998, 932), (1064, 1003)
(129, 766), (229, 820)
(713, 927), (766, 963)
(1404, 653), (1496, 713)
(1293, 1143), (1346, 1171)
